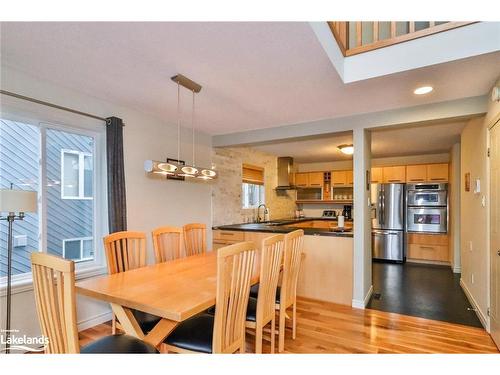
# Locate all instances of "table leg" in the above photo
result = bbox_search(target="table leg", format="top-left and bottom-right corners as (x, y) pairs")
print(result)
(110, 303), (178, 348)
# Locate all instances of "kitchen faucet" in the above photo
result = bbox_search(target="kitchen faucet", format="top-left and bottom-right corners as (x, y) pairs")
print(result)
(256, 204), (267, 223)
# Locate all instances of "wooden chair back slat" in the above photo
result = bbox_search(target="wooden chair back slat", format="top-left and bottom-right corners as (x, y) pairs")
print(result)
(256, 234), (284, 324)
(103, 231), (147, 274)
(152, 226), (182, 263)
(31, 253), (80, 354)
(280, 230), (304, 307)
(213, 241), (256, 353)
(183, 223), (206, 256)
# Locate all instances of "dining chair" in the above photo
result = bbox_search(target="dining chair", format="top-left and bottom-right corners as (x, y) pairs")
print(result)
(31, 252), (158, 354)
(103, 231), (161, 335)
(245, 234), (284, 353)
(182, 223), (206, 256)
(162, 241), (256, 354)
(152, 226), (183, 263)
(276, 229), (304, 352)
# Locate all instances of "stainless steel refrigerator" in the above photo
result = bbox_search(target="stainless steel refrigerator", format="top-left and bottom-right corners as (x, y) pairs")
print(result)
(371, 183), (405, 262)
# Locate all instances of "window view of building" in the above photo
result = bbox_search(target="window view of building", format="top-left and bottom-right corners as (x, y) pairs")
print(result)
(0, 119), (96, 277)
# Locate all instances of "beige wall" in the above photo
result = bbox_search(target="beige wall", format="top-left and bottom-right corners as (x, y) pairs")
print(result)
(460, 116), (489, 325)
(212, 147), (296, 226)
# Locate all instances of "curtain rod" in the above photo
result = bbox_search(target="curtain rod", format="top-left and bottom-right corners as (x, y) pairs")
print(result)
(0, 89), (122, 125)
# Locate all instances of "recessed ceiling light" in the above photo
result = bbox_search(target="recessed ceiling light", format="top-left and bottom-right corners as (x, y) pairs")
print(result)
(338, 144), (354, 155)
(414, 86), (433, 95)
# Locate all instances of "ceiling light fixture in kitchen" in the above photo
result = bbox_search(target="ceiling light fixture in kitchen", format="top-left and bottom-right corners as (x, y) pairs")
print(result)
(414, 86), (433, 95)
(144, 74), (217, 181)
(338, 144), (354, 155)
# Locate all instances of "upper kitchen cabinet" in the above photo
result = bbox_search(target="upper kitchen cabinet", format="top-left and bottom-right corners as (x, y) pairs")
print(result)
(370, 167), (383, 183)
(406, 164), (427, 182)
(308, 172), (324, 187)
(426, 163), (449, 182)
(383, 166), (406, 183)
(295, 172), (309, 187)
(406, 163), (449, 183)
(332, 170), (353, 186)
(295, 171), (324, 187)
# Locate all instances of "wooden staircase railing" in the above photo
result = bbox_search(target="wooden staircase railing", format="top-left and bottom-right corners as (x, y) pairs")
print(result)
(328, 21), (475, 56)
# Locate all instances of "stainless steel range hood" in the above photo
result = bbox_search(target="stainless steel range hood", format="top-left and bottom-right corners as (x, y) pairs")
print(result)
(275, 157), (296, 190)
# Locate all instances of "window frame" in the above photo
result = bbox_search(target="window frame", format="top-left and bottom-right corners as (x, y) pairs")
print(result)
(0, 115), (108, 291)
(61, 148), (93, 200)
(62, 237), (94, 262)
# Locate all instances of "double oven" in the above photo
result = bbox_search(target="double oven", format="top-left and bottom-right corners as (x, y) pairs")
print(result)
(406, 183), (448, 234)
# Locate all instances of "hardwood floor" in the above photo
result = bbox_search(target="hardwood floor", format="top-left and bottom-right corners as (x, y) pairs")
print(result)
(79, 297), (499, 354)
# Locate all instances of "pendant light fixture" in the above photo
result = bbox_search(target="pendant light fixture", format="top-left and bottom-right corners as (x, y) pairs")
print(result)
(144, 74), (217, 180)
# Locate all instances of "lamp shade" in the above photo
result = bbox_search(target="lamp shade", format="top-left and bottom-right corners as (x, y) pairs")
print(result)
(0, 189), (37, 213)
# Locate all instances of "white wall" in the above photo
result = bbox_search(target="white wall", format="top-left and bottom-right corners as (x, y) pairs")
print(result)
(449, 143), (461, 273)
(460, 116), (489, 328)
(0, 66), (213, 341)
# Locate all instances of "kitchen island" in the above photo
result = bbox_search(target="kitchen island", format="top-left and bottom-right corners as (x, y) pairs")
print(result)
(213, 218), (353, 305)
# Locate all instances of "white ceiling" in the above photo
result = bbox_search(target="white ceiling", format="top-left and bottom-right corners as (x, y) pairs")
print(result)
(1, 22), (498, 135)
(251, 120), (467, 162)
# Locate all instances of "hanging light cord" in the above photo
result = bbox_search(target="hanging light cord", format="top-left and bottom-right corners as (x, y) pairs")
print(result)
(191, 89), (196, 166)
(177, 81), (181, 163)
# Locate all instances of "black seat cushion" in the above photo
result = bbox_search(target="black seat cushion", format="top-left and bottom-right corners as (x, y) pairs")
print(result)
(164, 313), (214, 353)
(81, 334), (159, 354)
(131, 309), (162, 333)
(246, 297), (258, 322)
(249, 284), (281, 304)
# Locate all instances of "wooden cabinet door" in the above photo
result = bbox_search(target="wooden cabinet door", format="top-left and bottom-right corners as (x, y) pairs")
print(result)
(406, 165), (427, 183)
(371, 167), (383, 183)
(346, 170), (353, 185)
(427, 163), (449, 182)
(332, 170), (347, 186)
(295, 172), (309, 187)
(383, 166), (406, 183)
(308, 172), (324, 187)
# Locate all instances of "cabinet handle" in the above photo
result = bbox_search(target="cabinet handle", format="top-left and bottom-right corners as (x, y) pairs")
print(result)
(387, 179), (401, 182)
(430, 178), (445, 181)
(410, 179), (424, 182)
(310, 183), (321, 186)
(220, 232), (234, 236)
(420, 246), (435, 250)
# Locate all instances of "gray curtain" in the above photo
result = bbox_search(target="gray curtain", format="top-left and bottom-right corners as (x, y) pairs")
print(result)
(106, 116), (127, 233)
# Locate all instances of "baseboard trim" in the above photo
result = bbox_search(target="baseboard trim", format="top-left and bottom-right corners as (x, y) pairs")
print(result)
(460, 279), (489, 331)
(352, 285), (373, 310)
(77, 310), (113, 332)
(453, 266), (461, 274)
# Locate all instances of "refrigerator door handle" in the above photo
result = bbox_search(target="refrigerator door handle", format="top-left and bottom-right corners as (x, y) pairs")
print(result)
(380, 189), (385, 225)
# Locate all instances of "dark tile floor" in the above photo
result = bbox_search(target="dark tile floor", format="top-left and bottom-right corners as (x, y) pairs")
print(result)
(367, 261), (483, 328)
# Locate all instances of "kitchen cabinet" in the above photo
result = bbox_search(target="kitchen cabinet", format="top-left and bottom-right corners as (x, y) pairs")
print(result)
(407, 233), (449, 262)
(427, 163), (449, 182)
(383, 166), (406, 183)
(346, 170), (353, 185)
(212, 230), (245, 250)
(295, 172), (309, 187)
(308, 172), (324, 187)
(371, 167), (383, 183)
(406, 164), (427, 183)
(332, 170), (353, 186)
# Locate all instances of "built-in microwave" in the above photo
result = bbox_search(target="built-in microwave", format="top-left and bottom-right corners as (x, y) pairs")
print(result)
(296, 187), (323, 200)
(406, 206), (447, 233)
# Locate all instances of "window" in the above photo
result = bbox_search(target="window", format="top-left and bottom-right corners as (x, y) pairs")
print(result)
(63, 237), (94, 262)
(242, 164), (265, 209)
(61, 149), (93, 199)
(0, 117), (105, 280)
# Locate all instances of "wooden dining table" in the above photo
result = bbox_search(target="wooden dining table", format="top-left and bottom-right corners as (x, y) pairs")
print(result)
(76, 250), (260, 347)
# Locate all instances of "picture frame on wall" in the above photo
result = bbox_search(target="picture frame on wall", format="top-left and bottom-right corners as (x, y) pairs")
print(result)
(167, 158), (185, 181)
(465, 172), (470, 192)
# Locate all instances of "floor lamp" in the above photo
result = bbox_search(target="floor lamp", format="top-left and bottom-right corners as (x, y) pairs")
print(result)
(0, 188), (37, 354)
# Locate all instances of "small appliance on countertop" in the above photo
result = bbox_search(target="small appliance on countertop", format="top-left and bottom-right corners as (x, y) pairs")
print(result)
(342, 205), (352, 220)
(322, 210), (337, 218)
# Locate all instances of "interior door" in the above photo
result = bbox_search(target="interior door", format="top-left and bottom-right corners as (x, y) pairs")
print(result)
(490, 119), (500, 349)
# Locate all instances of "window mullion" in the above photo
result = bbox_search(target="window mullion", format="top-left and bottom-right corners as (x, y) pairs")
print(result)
(79, 152), (84, 199)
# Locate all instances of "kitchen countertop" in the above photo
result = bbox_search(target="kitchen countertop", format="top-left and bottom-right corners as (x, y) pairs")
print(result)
(213, 217), (354, 238)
